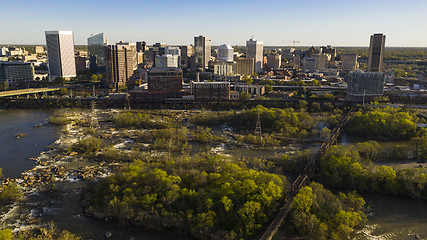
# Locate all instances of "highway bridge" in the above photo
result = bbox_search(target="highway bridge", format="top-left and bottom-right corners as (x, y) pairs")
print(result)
(0, 88), (60, 98)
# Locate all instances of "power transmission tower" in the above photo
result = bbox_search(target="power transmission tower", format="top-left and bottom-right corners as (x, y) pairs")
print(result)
(255, 112), (262, 139)
(124, 93), (131, 110)
(90, 100), (99, 129)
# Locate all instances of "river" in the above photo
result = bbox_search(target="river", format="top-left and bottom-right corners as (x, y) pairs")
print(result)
(1, 109), (427, 239)
(354, 193), (427, 240)
(0, 109), (58, 178)
(341, 132), (427, 240)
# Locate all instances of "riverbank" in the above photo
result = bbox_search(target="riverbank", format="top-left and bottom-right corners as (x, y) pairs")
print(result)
(0, 109), (186, 239)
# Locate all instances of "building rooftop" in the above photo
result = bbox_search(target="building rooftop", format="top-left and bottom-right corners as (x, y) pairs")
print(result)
(45, 30), (73, 35)
(0, 61), (32, 65)
(148, 67), (181, 72)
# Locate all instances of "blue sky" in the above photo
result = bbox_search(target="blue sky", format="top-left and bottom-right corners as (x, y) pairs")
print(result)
(2, 0), (427, 47)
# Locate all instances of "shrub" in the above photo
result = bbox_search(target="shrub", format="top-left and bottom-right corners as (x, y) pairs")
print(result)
(72, 137), (102, 154)
(0, 183), (23, 202)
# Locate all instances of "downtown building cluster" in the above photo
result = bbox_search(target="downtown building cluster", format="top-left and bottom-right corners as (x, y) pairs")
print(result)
(3, 30), (419, 102)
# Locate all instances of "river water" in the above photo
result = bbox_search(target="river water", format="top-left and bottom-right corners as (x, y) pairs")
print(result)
(0, 109), (58, 178)
(339, 132), (427, 239)
(354, 193), (427, 240)
(1, 109), (427, 239)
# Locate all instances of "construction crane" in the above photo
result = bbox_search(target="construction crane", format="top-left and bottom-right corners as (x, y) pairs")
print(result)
(135, 56), (153, 86)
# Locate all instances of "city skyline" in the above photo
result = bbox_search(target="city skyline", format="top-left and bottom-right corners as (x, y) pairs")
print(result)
(2, 0), (427, 47)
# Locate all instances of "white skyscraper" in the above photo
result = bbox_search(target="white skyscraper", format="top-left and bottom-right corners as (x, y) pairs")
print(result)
(246, 38), (263, 73)
(217, 44), (234, 62)
(45, 31), (76, 80)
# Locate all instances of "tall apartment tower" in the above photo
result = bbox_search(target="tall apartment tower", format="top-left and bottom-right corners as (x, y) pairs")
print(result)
(368, 34), (386, 72)
(194, 35), (211, 69)
(106, 43), (136, 91)
(246, 38), (264, 73)
(45, 31), (76, 80)
(88, 33), (108, 73)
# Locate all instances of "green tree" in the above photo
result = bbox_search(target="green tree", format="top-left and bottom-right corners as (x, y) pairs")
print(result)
(242, 75), (253, 85)
(293, 186), (313, 213)
(58, 88), (69, 96)
(320, 127), (331, 140)
(0, 229), (13, 240)
(264, 84), (272, 94)
(91, 74), (99, 82)
(239, 91), (251, 100)
(53, 77), (66, 85)
(0, 183), (23, 202)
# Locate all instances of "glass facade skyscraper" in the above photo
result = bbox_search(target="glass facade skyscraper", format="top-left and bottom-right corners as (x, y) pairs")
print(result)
(88, 33), (108, 73)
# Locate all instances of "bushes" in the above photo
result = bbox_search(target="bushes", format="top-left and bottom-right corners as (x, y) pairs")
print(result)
(71, 137), (102, 154)
(0, 229), (13, 240)
(112, 112), (173, 129)
(346, 107), (419, 140)
(0, 183), (23, 202)
(137, 127), (189, 152)
(85, 154), (288, 239)
(319, 145), (427, 198)
(191, 126), (225, 144)
(49, 116), (73, 126)
(11, 224), (81, 240)
(191, 105), (318, 137)
(235, 134), (280, 147)
(230, 105), (315, 136)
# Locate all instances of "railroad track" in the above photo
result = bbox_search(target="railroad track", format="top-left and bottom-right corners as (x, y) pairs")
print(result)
(259, 106), (357, 240)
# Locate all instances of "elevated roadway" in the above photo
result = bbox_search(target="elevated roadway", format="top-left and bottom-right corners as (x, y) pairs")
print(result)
(0, 88), (60, 98)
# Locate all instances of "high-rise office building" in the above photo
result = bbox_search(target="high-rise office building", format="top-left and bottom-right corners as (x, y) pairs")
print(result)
(155, 54), (179, 68)
(347, 71), (385, 100)
(217, 44), (234, 62)
(106, 43), (136, 91)
(246, 38), (263, 73)
(368, 34), (386, 72)
(147, 67), (183, 93)
(321, 45), (337, 60)
(88, 33), (108, 73)
(136, 41), (147, 53)
(180, 45), (193, 69)
(194, 35), (211, 69)
(342, 54), (358, 70)
(45, 31), (76, 80)
(266, 54), (281, 69)
(235, 58), (254, 76)
(165, 46), (181, 56)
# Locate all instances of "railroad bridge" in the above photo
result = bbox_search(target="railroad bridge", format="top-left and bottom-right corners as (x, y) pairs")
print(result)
(259, 107), (357, 240)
